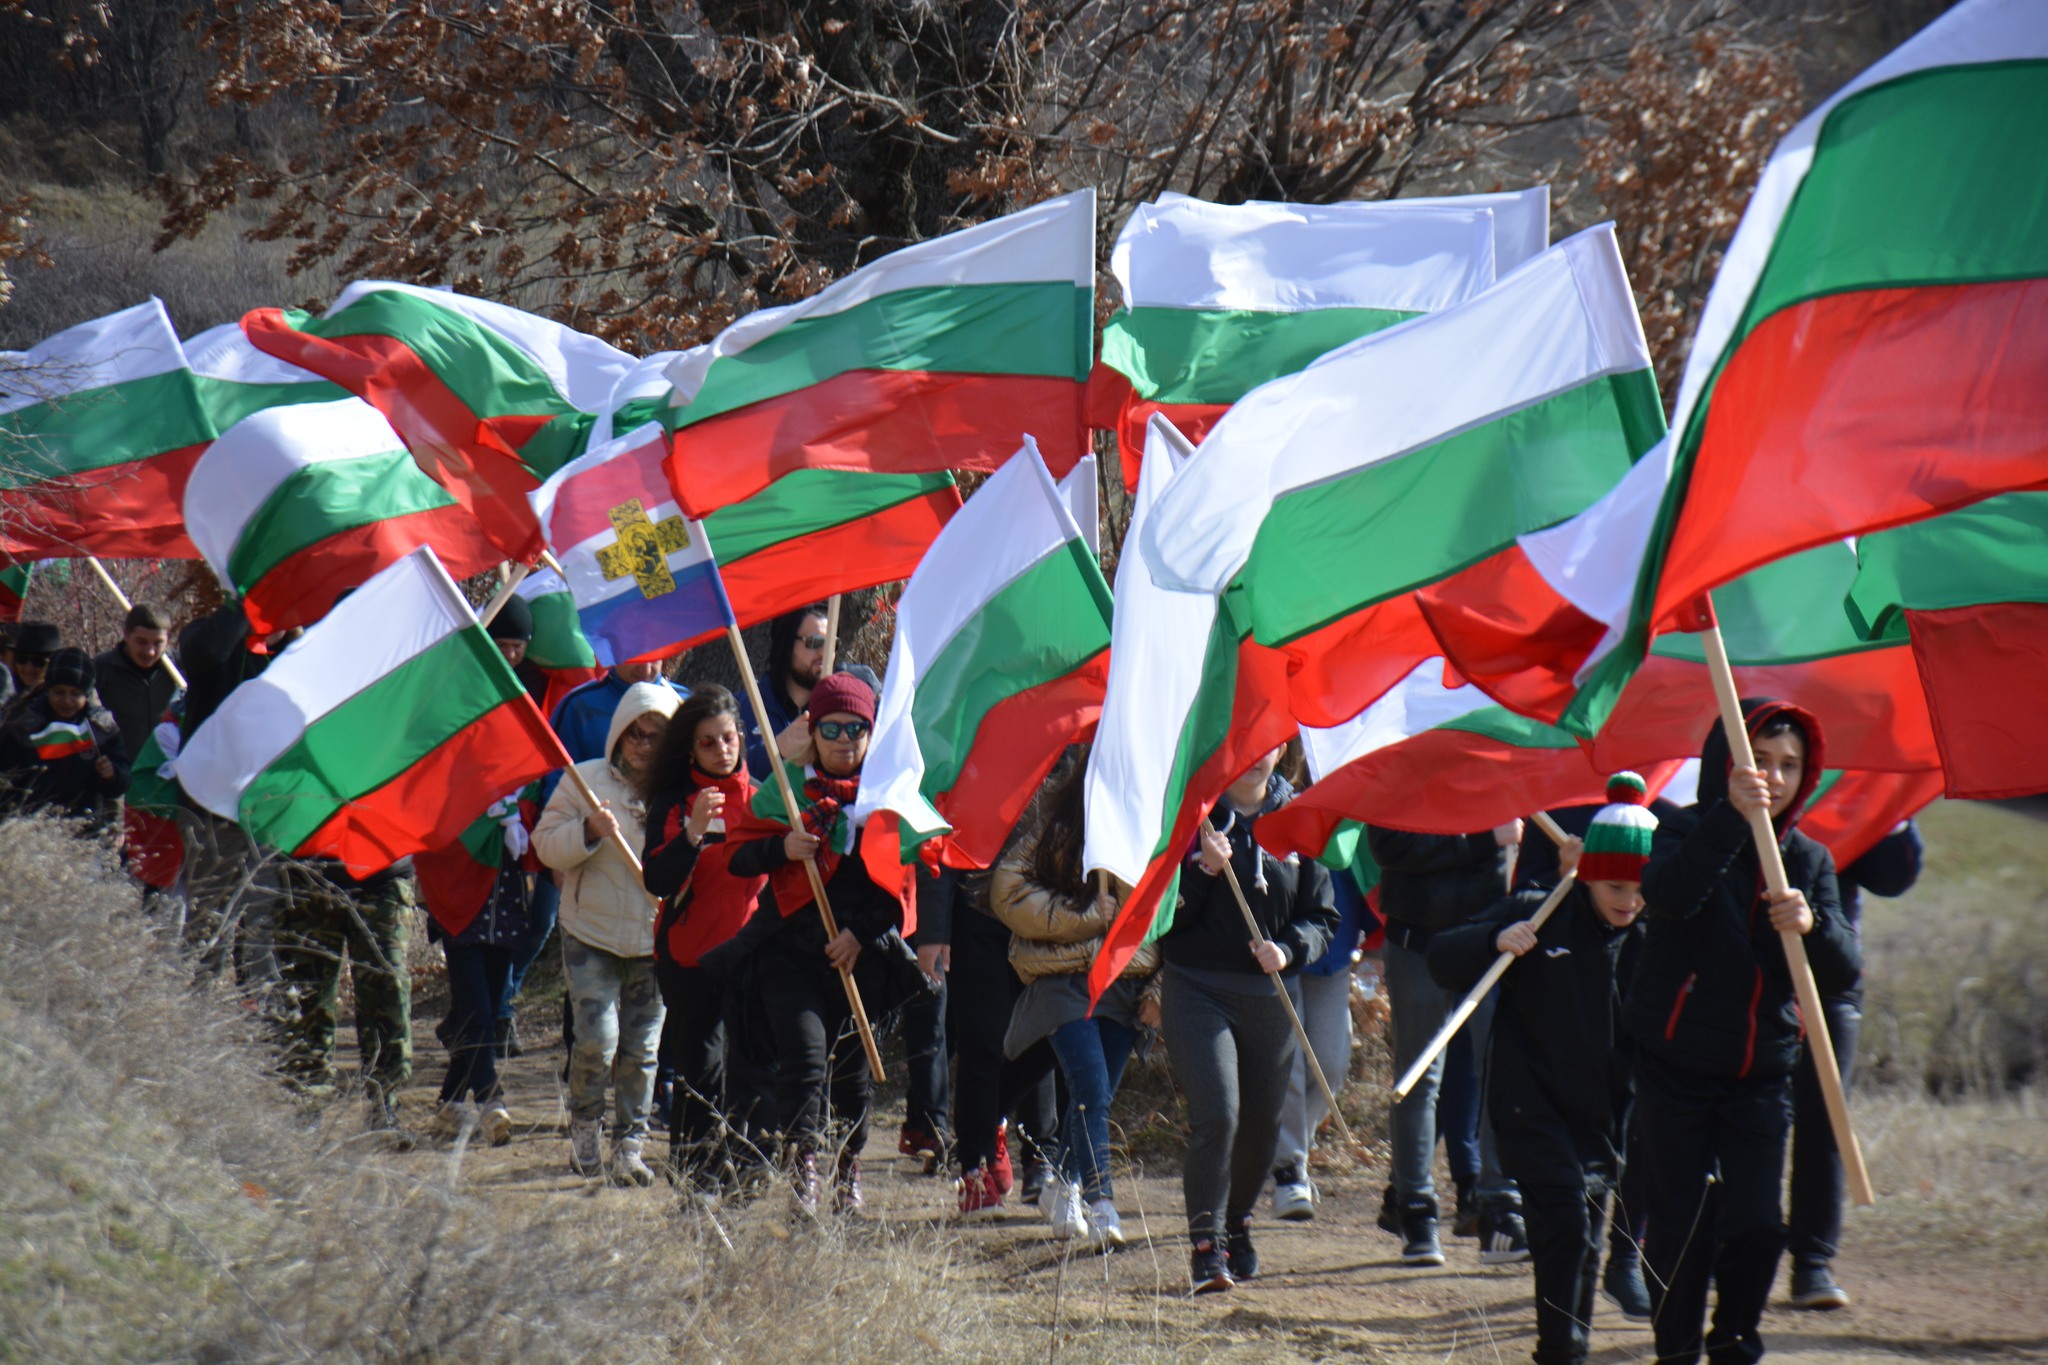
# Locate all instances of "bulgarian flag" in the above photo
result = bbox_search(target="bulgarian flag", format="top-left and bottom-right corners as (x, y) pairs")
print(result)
(1139, 224), (1662, 732)
(0, 560), (33, 620)
(183, 320), (347, 430)
(184, 397), (504, 634)
(176, 546), (573, 876)
(1255, 658), (1681, 856)
(1429, 1), (2048, 738)
(1084, 415), (1296, 999)
(1845, 492), (2048, 798)
(0, 300), (213, 560)
(854, 442), (1113, 872)
(510, 570), (607, 718)
(415, 787), (539, 938)
(1093, 189), (1538, 489)
(30, 718), (96, 762)
(242, 282), (641, 563)
(661, 191), (1096, 518)
(124, 717), (186, 891)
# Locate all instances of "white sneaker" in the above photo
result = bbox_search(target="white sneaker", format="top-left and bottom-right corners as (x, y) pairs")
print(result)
(1043, 1179), (1089, 1240)
(1273, 1180), (1316, 1222)
(1088, 1198), (1126, 1249)
(612, 1136), (657, 1187)
(426, 1100), (467, 1139)
(568, 1117), (603, 1177)
(479, 1100), (513, 1147)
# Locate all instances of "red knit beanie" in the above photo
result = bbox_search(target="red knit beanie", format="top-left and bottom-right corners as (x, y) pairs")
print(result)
(806, 671), (877, 725)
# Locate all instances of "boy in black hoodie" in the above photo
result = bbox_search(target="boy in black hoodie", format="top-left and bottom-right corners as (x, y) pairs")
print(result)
(1626, 699), (1859, 1365)
(1428, 774), (1655, 1365)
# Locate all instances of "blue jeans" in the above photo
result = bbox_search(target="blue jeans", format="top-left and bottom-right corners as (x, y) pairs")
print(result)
(440, 941), (514, 1104)
(1048, 1015), (1138, 1202)
(500, 875), (559, 1023)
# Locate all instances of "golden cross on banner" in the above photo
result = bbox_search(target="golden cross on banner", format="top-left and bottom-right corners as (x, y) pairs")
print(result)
(595, 497), (691, 598)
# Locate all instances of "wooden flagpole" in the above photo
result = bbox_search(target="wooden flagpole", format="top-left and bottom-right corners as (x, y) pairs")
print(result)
(821, 593), (842, 673)
(1699, 620), (1875, 1207)
(724, 620), (886, 1083)
(82, 556), (188, 689)
(1390, 809), (1575, 1100)
(476, 563), (532, 630)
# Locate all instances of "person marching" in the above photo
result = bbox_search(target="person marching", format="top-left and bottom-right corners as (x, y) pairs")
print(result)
(534, 683), (679, 1186)
(1428, 776), (1657, 1365)
(0, 646), (130, 826)
(1159, 745), (1337, 1293)
(1627, 700), (1858, 1365)
(640, 684), (769, 1191)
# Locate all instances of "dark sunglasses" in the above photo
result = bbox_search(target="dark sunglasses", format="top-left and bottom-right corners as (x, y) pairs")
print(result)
(16, 653), (49, 667)
(815, 719), (870, 741)
(798, 633), (829, 650)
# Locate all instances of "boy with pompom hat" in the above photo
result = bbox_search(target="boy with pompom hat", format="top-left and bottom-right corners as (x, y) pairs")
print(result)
(1427, 773), (1658, 1365)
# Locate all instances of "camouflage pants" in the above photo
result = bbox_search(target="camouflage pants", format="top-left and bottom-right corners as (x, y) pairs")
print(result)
(274, 862), (413, 1097)
(562, 932), (665, 1140)
(174, 807), (284, 989)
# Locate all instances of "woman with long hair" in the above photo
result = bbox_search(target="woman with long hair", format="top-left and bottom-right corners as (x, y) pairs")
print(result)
(991, 748), (1157, 1248)
(640, 684), (769, 1191)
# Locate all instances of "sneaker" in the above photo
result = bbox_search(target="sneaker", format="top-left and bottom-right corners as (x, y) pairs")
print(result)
(479, 1100), (513, 1147)
(1225, 1215), (1260, 1281)
(1088, 1198), (1126, 1250)
(1189, 1239), (1234, 1294)
(496, 1016), (523, 1059)
(899, 1123), (942, 1175)
(1043, 1179), (1089, 1240)
(834, 1154), (865, 1214)
(612, 1136), (657, 1187)
(1020, 1154), (1051, 1208)
(790, 1147), (822, 1216)
(1452, 1178), (1480, 1238)
(1603, 1248), (1653, 1321)
(958, 1164), (1005, 1221)
(991, 1121), (1015, 1197)
(367, 1094), (418, 1152)
(1273, 1179), (1316, 1222)
(1789, 1260), (1850, 1311)
(1478, 1207), (1532, 1266)
(568, 1117), (603, 1177)
(1399, 1198), (1446, 1267)
(426, 1100), (467, 1139)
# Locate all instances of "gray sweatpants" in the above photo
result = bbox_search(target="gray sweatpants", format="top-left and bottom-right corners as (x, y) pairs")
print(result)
(1161, 963), (1299, 1243)
(1273, 968), (1354, 1179)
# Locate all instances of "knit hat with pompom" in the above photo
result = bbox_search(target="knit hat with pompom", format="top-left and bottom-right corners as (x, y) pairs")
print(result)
(1579, 772), (1658, 883)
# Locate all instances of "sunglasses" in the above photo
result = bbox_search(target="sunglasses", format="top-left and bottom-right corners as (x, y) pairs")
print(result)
(815, 719), (870, 741)
(798, 633), (829, 650)
(16, 653), (49, 667)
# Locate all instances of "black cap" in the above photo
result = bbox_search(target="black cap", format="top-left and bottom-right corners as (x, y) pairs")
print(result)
(486, 593), (534, 642)
(45, 647), (93, 692)
(14, 621), (59, 656)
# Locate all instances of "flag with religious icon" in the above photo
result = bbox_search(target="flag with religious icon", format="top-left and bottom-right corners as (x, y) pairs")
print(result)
(529, 421), (737, 665)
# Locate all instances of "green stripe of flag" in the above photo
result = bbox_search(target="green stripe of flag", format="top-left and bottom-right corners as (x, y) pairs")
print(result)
(0, 371), (215, 486)
(703, 468), (959, 566)
(226, 447), (462, 591)
(1099, 305), (1417, 406)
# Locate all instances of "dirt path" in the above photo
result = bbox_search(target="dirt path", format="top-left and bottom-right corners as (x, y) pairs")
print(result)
(380, 1037), (2048, 1364)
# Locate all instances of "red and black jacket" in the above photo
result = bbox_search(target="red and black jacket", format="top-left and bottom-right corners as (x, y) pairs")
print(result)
(1624, 697), (1860, 1081)
(642, 768), (765, 969)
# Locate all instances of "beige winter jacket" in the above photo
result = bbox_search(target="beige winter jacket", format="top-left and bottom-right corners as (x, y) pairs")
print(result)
(534, 682), (679, 959)
(989, 850), (1159, 985)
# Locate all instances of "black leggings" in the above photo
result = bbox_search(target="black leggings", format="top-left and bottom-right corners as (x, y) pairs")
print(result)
(947, 908), (1056, 1173)
(760, 946), (873, 1157)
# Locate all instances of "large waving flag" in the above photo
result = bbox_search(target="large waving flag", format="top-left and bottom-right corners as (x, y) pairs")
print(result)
(854, 442), (1113, 873)
(1435, 1), (2048, 740)
(1139, 224), (1661, 732)
(177, 546), (571, 876)
(184, 397), (503, 634)
(0, 560), (35, 621)
(661, 191), (1096, 518)
(243, 282), (641, 562)
(0, 300), (213, 559)
(1084, 415), (1296, 998)
(530, 422), (737, 665)
(183, 321), (347, 431)
(1092, 193), (1511, 489)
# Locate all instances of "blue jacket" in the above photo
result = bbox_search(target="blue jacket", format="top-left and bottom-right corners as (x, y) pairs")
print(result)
(550, 671), (688, 765)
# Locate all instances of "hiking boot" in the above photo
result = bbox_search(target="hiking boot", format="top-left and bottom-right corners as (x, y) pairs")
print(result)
(1399, 1197), (1446, 1267)
(1043, 1178), (1089, 1240)
(834, 1152), (864, 1215)
(479, 1099), (513, 1147)
(1452, 1177), (1480, 1238)
(1225, 1215), (1260, 1281)
(1088, 1198), (1126, 1250)
(612, 1137), (657, 1187)
(426, 1100), (467, 1139)
(1189, 1238), (1234, 1294)
(1602, 1246), (1653, 1321)
(1790, 1259), (1850, 1311)
(790, 1147), (822, 1216)
(367, 1094), (418, 1152)
(1377, 1183), (1402, 1235)
(1272, 1165), (1315, 1222)
(568, 1117), (603, 1177)
(958, 1164), (1005, 1221)
(1020, 1153), (1051, 1208)
(991, 1121), (1015, 1197)
(1478, 1207), (1532, 1266)
(899, 1123), (942, 1175)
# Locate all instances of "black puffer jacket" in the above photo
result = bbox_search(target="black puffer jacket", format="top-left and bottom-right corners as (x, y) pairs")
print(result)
(1159, 774), (1337, 977)
(1429, 885), (1643, 1184)
(1365, 824), (1511, 949)
(1624, 698), (1859, 1081)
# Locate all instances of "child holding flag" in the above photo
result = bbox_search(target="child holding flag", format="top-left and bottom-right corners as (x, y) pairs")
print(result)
(0, 647), (130, 826)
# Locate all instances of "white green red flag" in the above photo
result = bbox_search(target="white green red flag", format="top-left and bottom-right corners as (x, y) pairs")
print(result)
(183, 321), (347, 431)
(1426, 0), (2048, 739)
(30, 718), (96, 762)
(177, 546), (572, 875)
(0, 300), (213, 559)
(0, 560), (34, 621)
(184, 397), (503, 634)
(1139, 224), (1661, 732)
(124, 717), (186, 891)
(1084, 414), (1296, 999)
(854, 443), (1113, 872)
(415, 787), (540, 938)
(661, 191), (1096, 518)
(242, 282), (642, 562)
(1091, 191), (1524, 489)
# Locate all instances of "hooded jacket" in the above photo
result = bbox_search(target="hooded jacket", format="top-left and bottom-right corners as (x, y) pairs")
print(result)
(1158, 773), (1337, 978)
(1429, 885), (1643, 1184)
(1624, 697), (1860, 1080)
(535, 682), (680, 958)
